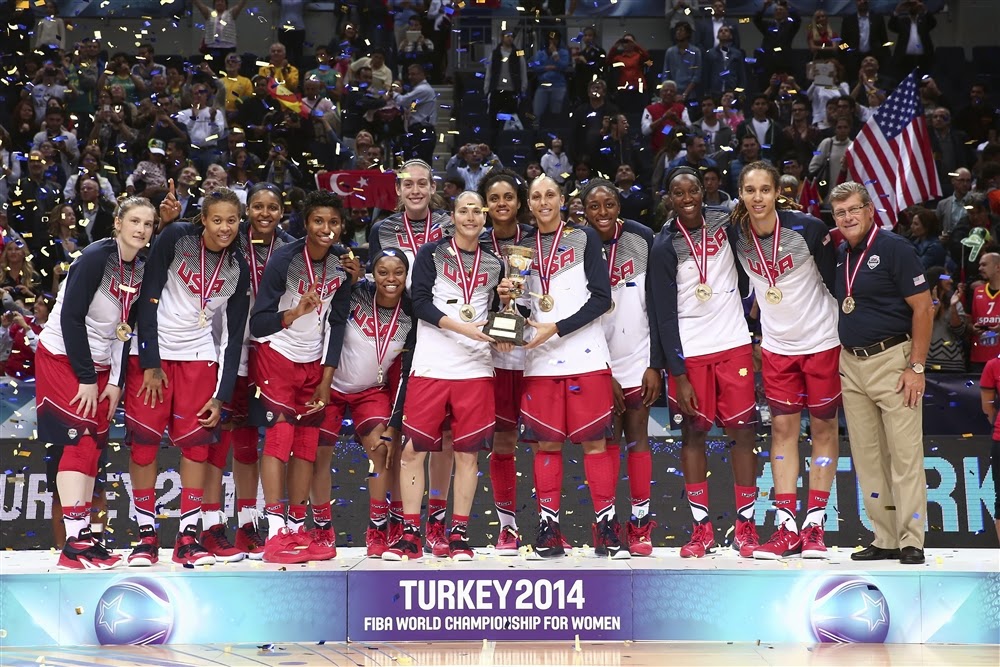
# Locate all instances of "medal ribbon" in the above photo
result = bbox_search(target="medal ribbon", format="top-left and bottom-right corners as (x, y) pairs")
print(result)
(373, 297), (402, 376)
(534, 222), (565, 298)
(491, 225), (522, 256)
(749, 215), (781, 290)
(117, 241), (137, 324)
(605, 220), (624, 285)
(845, 222), (879, 299)
(200, 237), (227, 314)
(402, 211), (431, 252)
(450, 238), (482, 309)
(676, 218), (709, 286)
(303, 245), (329, 322)
(248, 228), (275, 297)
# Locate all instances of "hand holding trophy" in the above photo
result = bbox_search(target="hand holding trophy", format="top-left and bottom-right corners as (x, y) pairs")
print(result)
(485, 245), (536, 346)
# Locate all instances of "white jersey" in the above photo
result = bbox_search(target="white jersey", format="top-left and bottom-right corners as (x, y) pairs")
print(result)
(368, 210), (453, 290)
(331, 281), (413, 394)
(732, 209), (839, 356)
(520, 224), (613, 378)
(600, 220), (653, 388)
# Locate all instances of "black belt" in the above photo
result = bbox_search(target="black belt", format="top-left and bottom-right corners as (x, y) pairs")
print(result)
(844, 333), (911, 358)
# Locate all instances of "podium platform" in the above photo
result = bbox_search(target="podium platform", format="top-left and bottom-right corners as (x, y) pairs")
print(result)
(2, 547), (997, 647)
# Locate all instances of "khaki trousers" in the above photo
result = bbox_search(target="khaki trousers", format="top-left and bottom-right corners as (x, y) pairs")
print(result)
(840, 340), (927, 549)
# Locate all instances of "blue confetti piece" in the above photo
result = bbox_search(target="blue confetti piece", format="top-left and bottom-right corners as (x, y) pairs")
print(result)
(871, 492), (879, 498)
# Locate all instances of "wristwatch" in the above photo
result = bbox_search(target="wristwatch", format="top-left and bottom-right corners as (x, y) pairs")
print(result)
(909, 362), (925, 374)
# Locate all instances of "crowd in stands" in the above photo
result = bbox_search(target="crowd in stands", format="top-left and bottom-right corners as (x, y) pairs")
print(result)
(1, 0), (998, 377)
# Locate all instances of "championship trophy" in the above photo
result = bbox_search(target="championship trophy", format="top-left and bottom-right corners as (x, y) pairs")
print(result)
(485, 246), (535, 346)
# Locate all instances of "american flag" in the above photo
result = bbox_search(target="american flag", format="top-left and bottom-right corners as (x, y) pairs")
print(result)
(844, 71), (942, 229)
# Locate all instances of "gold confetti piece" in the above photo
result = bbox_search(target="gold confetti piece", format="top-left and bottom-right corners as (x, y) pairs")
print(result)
(74, 606), (84, 615)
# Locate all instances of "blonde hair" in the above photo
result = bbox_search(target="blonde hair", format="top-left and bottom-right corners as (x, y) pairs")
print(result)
(0, 242), (39, 293)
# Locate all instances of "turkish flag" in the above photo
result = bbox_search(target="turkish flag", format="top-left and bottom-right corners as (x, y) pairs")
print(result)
(316, 170), (398, 210)
(799, 178), (822, 219)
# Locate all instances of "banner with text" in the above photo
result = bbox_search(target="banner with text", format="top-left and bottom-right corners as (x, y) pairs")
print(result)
(348, 569), (631, 641)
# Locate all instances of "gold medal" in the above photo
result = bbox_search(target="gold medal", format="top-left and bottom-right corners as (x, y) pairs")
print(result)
(115, 322), (132, 342)
(764, 286), (783, 305)
(607, 300), (616, 314)
(376, 367), (384, 386)
(539, 294), (555, 312)
(842, 296), (856, 314)
(695, 283), (713, 302)
(199, 308), (208, 328)
(459, 304), (476, 322)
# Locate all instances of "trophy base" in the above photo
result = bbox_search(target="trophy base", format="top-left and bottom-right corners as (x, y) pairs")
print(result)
(485, 311), (526, 347)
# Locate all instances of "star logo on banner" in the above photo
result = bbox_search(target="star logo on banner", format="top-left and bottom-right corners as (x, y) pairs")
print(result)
(97, 593), (134, 635)
(359, 177), (369, 187)
(852, 591), (888, 632)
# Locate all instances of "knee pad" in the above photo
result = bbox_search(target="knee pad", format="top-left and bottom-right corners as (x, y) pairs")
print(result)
(181, 444), (209, 464)
(291, 427), (319, 463)
(130, 443), (158, 467)
(57, 437), (102, 477)
(232, 427), (260, 465)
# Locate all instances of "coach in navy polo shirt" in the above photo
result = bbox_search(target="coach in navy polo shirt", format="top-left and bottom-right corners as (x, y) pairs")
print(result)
(831, 181), (934, 566)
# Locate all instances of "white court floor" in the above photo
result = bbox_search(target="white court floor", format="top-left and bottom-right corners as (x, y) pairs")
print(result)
(0, 641), (998, 667)
(2, 546), (998, 574)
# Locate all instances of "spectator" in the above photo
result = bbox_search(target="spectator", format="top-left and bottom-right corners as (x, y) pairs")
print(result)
(193, 0), (248, 63)
(176, 83), (227, 169)
(32, 107), (79, 175)
(929, 108), (971, 197)
(924, 267), (967, 372)
(809, 118), (853, 202)
(524, 161), (543, 182)
(73, 177), (115, 243)
(668, 134), (718, 172)
(238, 76), (280, 159)
(840, 0), (890, 85)
(39, 203), (86, 292)
(0, 240), (40, 310)
(595, 114), (647, 181)
(9, 100), (40, 155)
(131, 43), (158, 86)
(719, 90), (744, 132)
(694, 0), (742, 51)
(736, 94), (784, 162)
(452, 144), (495, 193)
(27, 60), (67, 122)
(663, 22), (702, 102)
(752, 0), (802, 90)
(607, 33), (651, 114)
(888, 0), (937, 77)
(9, 150), (61, 249)
(97, 53), (146, 103)
(278, 0), (307, 69)
(217, 52), (253, 119)
(529, 31), (572, 126)
(780, 154), (806, 199)
(908, 208), (948, 270)
(936, 167), (973, 237)
(330, 21), (365, 61)
(565, 195), (586, 226)
(649, 134), (686, 199)
(341, 66), (387, 139)
(351, 48), (394, 95)
(692, 96), (734, 158)
(0, 308), (40, 380)
(572, 80), (618, 163)
(917, 76), (950, 118)
(806, 9), (838, 57)
(615, 163), (652, 226)
(782, 98), (822, 167)
(562, 161), (592, 198)
(850, 56), (892, 120)
(641, 80), (687, 157)
(955, 83), (999, 146)
(726, 134), (766, 194)
(425, 0), (455, 84)
(702, 25), (747, 98)
(126, 140), (169, 196)
(305, 45), (343, 100)
(397, 16), (435, 80)
(87, 91), (138, 189)
(572, 26), (607, 104)
(391, 64), (437, 163)
(779, 173), (799, 200)
(541, 137), (572, 185)
(702, 165), (733, 209)
(806, 61), (850, 127)
(390, 0), (419, 46)
(171, 164), (203, 222)
(949, 193), (1000, 281)
(259, 42), (300, 91)
(33, 1), (65, 52)
(484, 31), (529, 137)
(441, 175), (465, 210)
(300, 76), (337, 128)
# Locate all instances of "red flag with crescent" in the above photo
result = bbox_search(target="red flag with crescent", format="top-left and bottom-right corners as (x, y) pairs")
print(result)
(316, 170), (398, 209)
